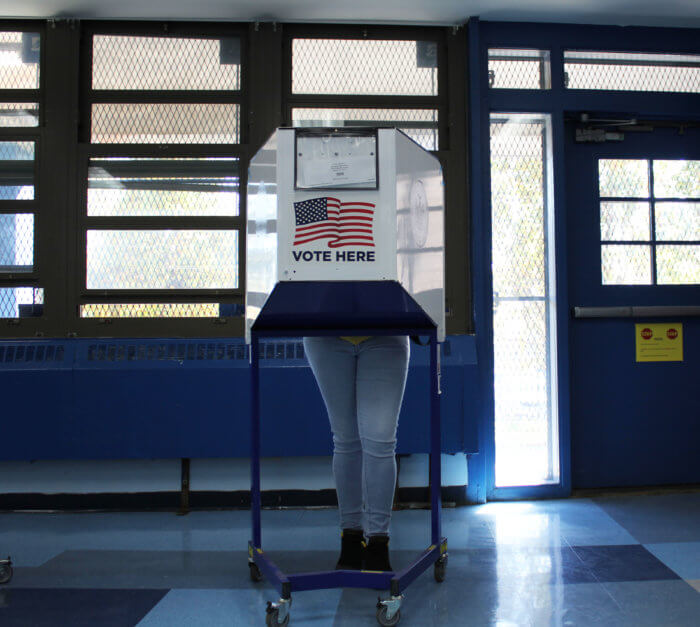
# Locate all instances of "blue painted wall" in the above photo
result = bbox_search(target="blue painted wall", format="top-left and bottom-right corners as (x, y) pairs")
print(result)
(0, 336), (478, 461)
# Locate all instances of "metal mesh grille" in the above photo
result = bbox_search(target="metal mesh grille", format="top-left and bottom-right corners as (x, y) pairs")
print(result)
(656, 245), (700, 284)
(490, 121), (545, 297)
(292, 107), (439, 150)
(488, 49), (551, 89)
(88, 158), (240, 217)
(0, 141), (33, 160)
(493, 300), (552, 486)
(86, 230), (239, 290)
(653, 160), (700, 198)
(0, 214), (33, 271)
(292, 39), (438, 95)
(600, 201), (650, 241)
(599, 159), (649, 198)
(564, 51), (700, 93)
(92, 35), (241, 91)
(0, 141), (34, 200)
(91, 103), (240, 144)
(601, 244), (652, 285)
(0, 32), (40, 89)
(656, 202), (700, 241)
(0, 287), (43, 318)
(81, 303), (220, 318)
(0, 103), (39, 127)
(490, 114), (558, 488)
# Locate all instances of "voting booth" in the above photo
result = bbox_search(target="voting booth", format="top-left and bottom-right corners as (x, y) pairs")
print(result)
(246, 127), (445, 343)
(245, 128), (447, 627)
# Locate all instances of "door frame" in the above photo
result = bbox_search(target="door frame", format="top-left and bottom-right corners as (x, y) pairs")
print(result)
(467, 19), (699, 502)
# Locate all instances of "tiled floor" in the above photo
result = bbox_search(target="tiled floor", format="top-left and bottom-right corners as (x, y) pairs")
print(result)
(1, 492), (699, 625)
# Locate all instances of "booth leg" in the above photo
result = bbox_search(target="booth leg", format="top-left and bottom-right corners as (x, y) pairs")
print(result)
(429, 331), (442, 546)
(250, 334), (262, 549)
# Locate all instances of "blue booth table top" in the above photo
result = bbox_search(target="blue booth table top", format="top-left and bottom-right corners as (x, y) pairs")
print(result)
(250, 281), (438, 336)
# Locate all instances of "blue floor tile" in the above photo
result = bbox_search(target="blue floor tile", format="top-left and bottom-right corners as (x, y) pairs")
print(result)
(397, 580), (623, 627)
(0, 588), (167, 627)
(593, 493), (700, 543)
(602, 581), (700, 626)
(12, 550), (249, 589)
(571, 545), (681, 582)
(644, 542), (700, 580)
(448, 546), (600, 585)
(137, 588), (342, 627)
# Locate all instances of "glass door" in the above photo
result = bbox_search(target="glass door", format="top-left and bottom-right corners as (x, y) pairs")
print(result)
(489, 113), (559, 488)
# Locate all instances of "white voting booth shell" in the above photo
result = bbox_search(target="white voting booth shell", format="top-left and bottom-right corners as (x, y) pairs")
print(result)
(245, 127), (445, 342)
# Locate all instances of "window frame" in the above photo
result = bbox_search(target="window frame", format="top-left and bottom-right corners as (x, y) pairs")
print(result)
(0, 20), (471, 338)
(76, 21), (249, 336)
(598, 156), (700, 286)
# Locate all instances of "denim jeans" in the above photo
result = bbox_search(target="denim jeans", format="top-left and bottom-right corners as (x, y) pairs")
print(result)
(303, 335), (410, 536)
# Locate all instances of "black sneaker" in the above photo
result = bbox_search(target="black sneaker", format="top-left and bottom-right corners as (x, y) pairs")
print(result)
(364, 534), (392, 572)
(336, 528), (365, 570)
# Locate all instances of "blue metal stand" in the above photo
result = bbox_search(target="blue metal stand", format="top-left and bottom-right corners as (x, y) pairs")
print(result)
(248, 321), (447, 626)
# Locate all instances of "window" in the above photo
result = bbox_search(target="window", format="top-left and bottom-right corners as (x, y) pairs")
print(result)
(289, 34), (442, 149)
(565, 51), (700, 93)
(490, 113), (559, 487)
(0, 29), (42, 319)
(599, 158), (700, 285)
(0, 21), (469, 337)
(488, 48), (551, 90)
(292, 38), (438, 96)
(82, 28), (245, 320)
(292, 107), (439, 151)
(0, 31), (40, 90)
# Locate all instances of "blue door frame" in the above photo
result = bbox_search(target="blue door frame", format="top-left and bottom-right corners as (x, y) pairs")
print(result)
(467, 19), (700, 501)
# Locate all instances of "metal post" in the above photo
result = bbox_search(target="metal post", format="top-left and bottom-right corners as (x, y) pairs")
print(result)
(429, 330), (442, 545)
(251, 333), (262, 548)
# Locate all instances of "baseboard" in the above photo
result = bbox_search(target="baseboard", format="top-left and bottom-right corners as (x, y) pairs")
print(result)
(0, 486), (468, 512)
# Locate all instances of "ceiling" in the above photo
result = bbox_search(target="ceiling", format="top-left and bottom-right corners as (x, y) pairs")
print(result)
(2, 0), (700, 29)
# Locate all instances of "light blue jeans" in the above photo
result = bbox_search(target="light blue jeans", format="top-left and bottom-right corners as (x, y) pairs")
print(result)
(303, 336), (410, 536)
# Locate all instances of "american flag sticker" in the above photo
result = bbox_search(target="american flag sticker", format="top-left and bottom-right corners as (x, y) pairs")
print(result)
(293, 197), (375, 248)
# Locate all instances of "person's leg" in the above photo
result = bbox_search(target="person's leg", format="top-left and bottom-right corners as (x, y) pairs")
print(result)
(303, 337), (362, 532)
(356, 336), (410, 541)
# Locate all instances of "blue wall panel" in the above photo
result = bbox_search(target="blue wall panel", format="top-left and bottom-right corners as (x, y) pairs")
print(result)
(0, 336), (478, 461)
(570, 319), (700, 487)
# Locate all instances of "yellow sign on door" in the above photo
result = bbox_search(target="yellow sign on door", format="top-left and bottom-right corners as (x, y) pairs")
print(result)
(635, 323), (683, 362)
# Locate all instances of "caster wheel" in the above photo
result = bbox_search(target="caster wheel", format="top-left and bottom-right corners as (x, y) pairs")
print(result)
(376, 605), (401, 626)
(249, 562), (263, 582)
(434, 555), (447, 583)
(265, 607), (290, 626)
(0, 564), (13, 585)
